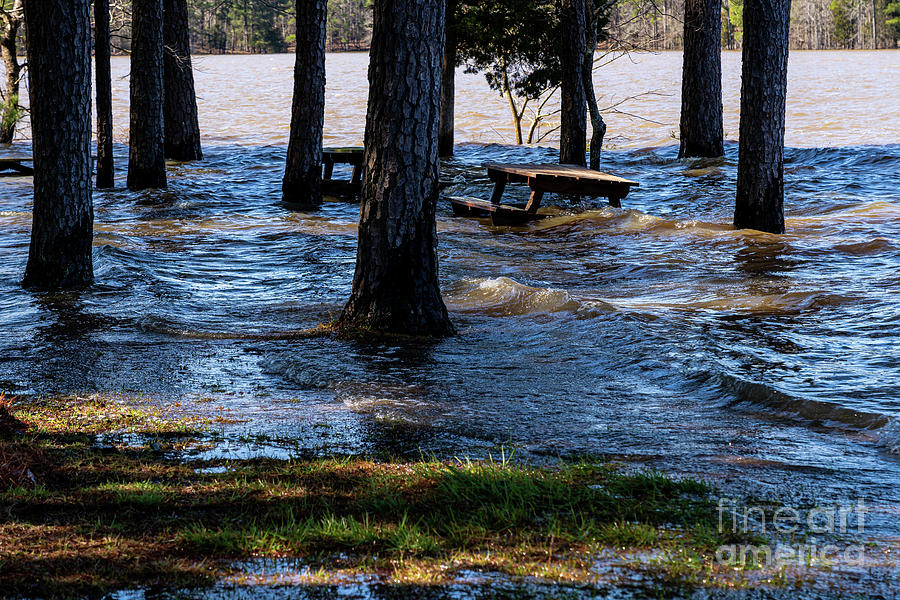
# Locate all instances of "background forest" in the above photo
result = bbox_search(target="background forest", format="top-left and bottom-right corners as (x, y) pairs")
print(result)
(95, 0), (900, 54)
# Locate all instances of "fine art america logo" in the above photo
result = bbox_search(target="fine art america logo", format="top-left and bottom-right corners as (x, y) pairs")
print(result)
(715, 497), (869, 567)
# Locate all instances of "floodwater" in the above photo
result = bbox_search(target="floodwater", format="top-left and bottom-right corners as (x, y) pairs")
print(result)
(1, 51), (900, 590)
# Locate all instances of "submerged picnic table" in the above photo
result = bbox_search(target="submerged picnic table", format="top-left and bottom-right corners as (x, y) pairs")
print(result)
(0, 154), (33, 177)
(448, 163), (639, 225)
(321, 146), (364, 198)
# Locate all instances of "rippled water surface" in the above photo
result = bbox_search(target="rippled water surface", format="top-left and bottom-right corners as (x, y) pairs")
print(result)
(2, 52), (900, 541)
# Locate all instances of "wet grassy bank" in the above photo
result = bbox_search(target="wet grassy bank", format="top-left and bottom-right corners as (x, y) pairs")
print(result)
(0, 394), (781, 599)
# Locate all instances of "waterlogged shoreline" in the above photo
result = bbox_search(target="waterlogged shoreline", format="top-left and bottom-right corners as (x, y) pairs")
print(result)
(2, 395), (898, 599)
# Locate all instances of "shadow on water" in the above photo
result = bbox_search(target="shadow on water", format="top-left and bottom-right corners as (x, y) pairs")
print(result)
(732, 239), (801, 278)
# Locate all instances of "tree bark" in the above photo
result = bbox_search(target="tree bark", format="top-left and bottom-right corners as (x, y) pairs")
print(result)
(583, 0), (607, 170)
(438, 0), (456, 157)
(339, 0), (454, 338)
(128, 0), (167, 190)
(22, 0), (94, 288)
(559, 0), (587, 166)
(95, 0), (115, 188)
(282, 0), (325, 206)
(679, 0), (724, 158)
(0, 0), (23, 144)
(163, 0), (202, 161)
(734, 0), (790, 234)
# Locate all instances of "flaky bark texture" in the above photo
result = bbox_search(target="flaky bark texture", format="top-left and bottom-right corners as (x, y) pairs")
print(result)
(0, 0), (23, 144)
(163, 0), (202, 161)
(22, 0), (94, 288)
(559, 0), (587, 166)
(128, 0), (167, 190)
(95, 0), (114, 188)
(735, 0), (790, 234)
(339, 0), (454, 338)
(438, 0), (456, 158)
(679, 0), (724, 158)
(282, 0), (325, 206)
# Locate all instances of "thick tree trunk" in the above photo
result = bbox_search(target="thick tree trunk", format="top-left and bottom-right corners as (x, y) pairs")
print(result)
(679, 0), (724, 158)
(438, 0), (456, 158)
(95, 0), (115, 188)
(22, 0), (94, 288)
(734, 0), (790, 234)
(339, 0), (454, 338)
(559, 0), (587, 166)
(163, 0), (202, 161)
(0, 0), (23, 144)
(128, 0), (167, 190)
(282, 0), (325, 206)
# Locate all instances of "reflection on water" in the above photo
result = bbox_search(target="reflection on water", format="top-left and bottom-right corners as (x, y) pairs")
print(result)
(1, 53), (900, 545)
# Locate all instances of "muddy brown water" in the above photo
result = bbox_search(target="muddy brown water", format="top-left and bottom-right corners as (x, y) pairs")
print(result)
(1, 51), (899, 595)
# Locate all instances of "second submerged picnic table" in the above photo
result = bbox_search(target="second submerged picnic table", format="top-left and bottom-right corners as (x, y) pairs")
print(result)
(448, 163), (639, 225)
(321, 146), (364, 198)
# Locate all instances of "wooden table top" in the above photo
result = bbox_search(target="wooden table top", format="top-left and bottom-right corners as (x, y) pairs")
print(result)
(486, 162), (639, 186)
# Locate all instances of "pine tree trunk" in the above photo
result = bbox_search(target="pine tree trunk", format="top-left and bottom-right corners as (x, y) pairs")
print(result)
(282, 0), (325, 206)
(438, 0), (456, 158)
(22, 0), (94, 288)
(128, 0), (167, 190)
(163, 0), (202, 161)
(734, 0), (790, 234)
(339, 0), (454, 338)
(679, 0), (724, 158)
(95, 0), (115, 188)
(559, 0), (587, 166)
(0, 0), (23, 144)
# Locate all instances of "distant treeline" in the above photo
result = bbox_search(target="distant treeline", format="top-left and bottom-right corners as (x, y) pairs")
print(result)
(103, 0), (900, 53)
(615, 0), (900, 50)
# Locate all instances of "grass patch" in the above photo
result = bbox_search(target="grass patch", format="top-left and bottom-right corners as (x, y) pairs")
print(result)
(0, 395), (773, 598)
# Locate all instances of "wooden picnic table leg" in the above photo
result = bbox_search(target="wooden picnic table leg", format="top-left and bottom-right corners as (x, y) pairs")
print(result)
(351, 163), (362, 185)
(608, 194), (622, 208)
(323, 157), (334, 180)
(489, 179), (506, 205)
(525, 188), (544, 213)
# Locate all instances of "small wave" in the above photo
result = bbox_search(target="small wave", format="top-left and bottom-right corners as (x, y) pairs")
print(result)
(875, 419), (900, 455)
(335, 382), (433, 421)
(534, 208), (733, 239)
(712, 372), (891, 431)
(138, 315), (329, 340)
(445, 277), (614, 317)
(831, 238), (898, 256)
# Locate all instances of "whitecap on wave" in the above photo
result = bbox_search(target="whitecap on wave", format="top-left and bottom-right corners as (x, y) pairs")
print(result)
(445, 276), (615, 317)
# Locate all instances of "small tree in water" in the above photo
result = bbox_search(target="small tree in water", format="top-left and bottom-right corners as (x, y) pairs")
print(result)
(454, 0), (560, 145)
(454, 0), (612, 157)
(339, 0), (454, 338)
(23, 0), (94, 288)
(734, 0), (791, 234)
